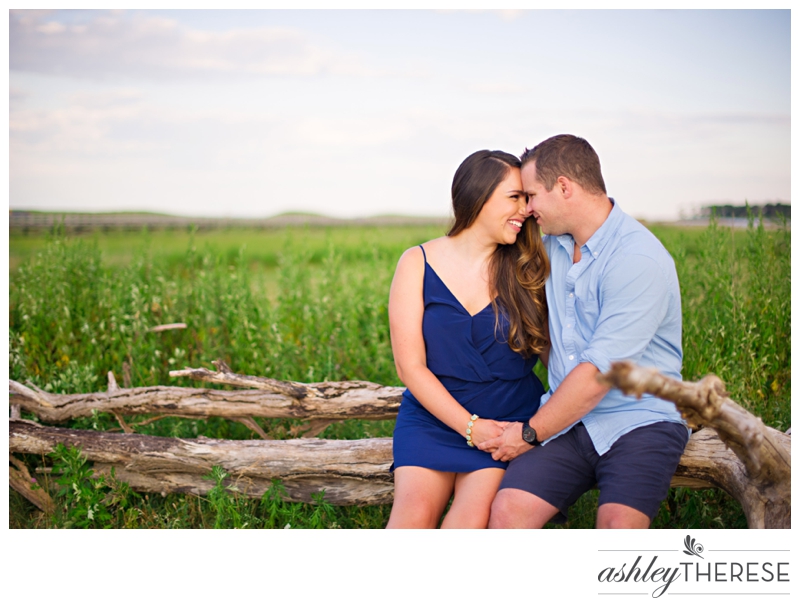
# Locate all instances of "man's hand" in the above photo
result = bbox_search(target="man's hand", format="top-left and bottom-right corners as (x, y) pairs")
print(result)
(477, 421), (533, 462)
(469, 419), (508, 446)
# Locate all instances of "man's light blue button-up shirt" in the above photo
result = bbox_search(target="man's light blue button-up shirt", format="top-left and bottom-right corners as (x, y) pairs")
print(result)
(541, 201), (687, 455)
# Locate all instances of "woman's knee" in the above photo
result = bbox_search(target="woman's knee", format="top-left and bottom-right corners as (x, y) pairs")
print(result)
(388, 467), (454, 528)
(387, 495), (445, 529)
(441, 500), (490, 529)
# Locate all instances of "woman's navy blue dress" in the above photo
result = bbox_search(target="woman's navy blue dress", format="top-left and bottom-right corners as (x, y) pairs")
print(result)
(392, 246), (545, 472)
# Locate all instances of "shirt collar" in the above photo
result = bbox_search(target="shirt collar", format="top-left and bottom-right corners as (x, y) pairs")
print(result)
(583, 198), (622, 259)
(555, 198), (622, 259)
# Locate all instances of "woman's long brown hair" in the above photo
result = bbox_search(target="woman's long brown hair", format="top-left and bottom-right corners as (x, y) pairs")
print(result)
(448, 150), (549, 357)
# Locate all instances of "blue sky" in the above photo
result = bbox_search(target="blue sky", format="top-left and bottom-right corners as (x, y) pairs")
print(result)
(8, 9), (791, 220)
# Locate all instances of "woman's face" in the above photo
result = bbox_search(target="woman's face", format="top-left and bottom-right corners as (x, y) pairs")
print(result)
(475, 167), (529, 245)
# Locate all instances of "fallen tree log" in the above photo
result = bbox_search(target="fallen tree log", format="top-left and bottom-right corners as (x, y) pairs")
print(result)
(9, 418), (727, 508)
(8, 368), (402, 438)
(9, 418), (776, 521)
(9, 363), (790, 527)
(600, 361), (790, 529)
(9, 419), (393, 506)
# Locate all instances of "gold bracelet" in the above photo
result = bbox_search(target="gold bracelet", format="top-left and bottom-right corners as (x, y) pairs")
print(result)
(466, 414), (478, 447)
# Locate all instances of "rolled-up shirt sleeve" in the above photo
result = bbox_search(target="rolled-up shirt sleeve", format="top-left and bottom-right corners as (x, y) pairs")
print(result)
(579, 254), (670, 374)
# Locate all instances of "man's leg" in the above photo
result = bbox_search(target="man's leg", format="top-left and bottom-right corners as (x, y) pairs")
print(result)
(594, 421), (689, 529)
(489, 424), (597, 528)
(596, 503), (651, 529)
(489, 488), (560, 528)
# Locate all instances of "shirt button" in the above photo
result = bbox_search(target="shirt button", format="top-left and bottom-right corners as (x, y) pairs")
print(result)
(567, 324), (571, 328)
(569, 355), (574, 360)
(568, 293), (574, 298)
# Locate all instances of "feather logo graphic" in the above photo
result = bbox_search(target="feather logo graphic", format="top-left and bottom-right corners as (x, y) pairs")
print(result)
(683, 535), (704, 559)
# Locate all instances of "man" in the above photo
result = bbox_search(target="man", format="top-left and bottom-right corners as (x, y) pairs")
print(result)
(480, 134), (689, 529)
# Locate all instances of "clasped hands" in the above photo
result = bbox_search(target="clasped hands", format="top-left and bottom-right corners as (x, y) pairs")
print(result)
(471, 419), (534, 462)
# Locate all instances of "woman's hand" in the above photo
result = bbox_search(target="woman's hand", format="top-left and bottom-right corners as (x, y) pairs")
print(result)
(470, 419), (508, 449)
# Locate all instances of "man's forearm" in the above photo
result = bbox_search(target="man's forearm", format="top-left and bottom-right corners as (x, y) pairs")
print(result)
(528, 362), (610, 441)
(477, 362), (611, 461)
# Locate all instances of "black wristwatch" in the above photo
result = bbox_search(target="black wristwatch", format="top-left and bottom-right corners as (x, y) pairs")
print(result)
(521, 421), (542, 447)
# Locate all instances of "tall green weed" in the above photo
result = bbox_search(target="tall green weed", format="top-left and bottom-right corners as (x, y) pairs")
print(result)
(658, 213), (791, 429)
(8, 218), (790, 528)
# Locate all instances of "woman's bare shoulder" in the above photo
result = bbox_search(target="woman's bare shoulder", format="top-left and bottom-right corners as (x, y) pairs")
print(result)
(420, 236), (449, 252)
(397, 237), (448, 266)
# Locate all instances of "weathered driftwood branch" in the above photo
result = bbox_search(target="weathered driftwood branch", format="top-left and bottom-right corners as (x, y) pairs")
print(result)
(10, 419), (393, 506)
(7, 419), (728, 510)
(9, 363), (790, 527)
(170, 361), (310, 398)
(148, 323), (187, 333)
(10, 454), (55, 514)
(600, 361), (790, 529)
(8, 371), (402, 429)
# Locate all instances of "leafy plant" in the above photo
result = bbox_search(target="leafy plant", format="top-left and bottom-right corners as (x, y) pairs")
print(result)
(10, 218), (790, 529)
(204, 465), (256, 529)
(259, 480), (340, 529)
(50, 443), (133, 528)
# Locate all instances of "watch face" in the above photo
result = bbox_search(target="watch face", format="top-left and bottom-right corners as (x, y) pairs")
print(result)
(522, 423), (537, 445)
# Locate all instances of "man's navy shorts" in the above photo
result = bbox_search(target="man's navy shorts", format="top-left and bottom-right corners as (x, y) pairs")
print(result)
(499, 421), (689, 521)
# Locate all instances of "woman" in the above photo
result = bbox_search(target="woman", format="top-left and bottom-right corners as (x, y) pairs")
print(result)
(386, 150), (549, 529)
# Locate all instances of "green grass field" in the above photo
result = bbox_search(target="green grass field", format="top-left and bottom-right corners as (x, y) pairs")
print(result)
(8, 216), (790, 528)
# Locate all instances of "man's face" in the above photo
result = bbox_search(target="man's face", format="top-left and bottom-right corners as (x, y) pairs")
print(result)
(521, 162), (566, 236)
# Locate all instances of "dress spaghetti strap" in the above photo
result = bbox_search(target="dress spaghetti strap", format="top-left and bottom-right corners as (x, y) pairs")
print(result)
(392, 239), (544, 472)
(419, 244), (427, 263)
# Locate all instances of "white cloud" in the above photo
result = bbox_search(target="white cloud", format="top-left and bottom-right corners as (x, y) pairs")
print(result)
(68, 89), (143, 109)
(36, 21), (67, 34)
(10, 10), (379, 81)
(7, 10), (790, 222)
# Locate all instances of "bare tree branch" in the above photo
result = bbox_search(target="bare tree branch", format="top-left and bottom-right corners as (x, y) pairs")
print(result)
(9, 454), (55, 514)
(148, 323), (187, 333)
(9, 374), (402, 424)
(600, 361), (790, 528)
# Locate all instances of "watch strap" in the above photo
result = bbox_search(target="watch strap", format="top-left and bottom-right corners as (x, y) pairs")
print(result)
(522, 421), (542, 447)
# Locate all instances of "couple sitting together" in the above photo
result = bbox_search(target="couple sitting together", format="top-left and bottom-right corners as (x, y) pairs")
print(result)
(386, 134), (689, 529)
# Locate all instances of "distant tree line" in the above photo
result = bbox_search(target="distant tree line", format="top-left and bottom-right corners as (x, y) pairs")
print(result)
(9, 210), (448, 234)
(700, 203), (790, 220)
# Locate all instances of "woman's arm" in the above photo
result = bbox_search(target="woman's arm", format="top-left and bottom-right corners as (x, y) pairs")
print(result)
(389, 247), (504, 446)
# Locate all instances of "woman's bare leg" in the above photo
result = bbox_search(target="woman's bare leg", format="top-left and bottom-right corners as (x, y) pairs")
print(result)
(440, 468), (506, 529)
(386, 466), (456, 529)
